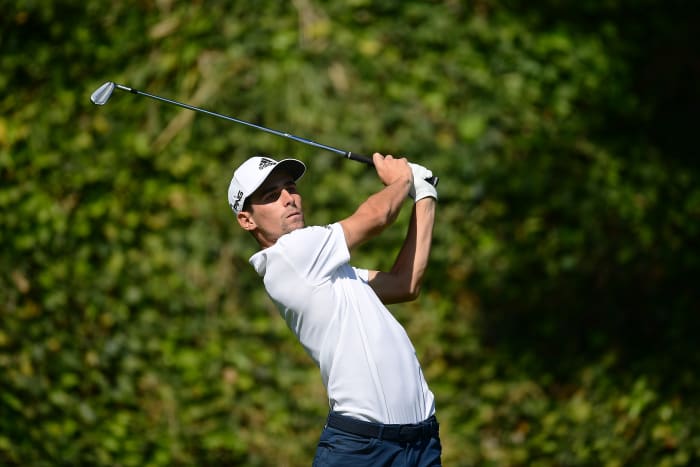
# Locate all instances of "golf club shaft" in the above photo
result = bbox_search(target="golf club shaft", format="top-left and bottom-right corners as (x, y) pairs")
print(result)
(112, 83), (438, 187)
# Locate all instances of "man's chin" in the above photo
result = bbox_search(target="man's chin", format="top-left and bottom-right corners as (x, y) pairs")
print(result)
(284, 217), (305, 233)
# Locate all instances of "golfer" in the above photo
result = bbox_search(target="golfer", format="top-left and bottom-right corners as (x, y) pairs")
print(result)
(228, 152), (441, 466)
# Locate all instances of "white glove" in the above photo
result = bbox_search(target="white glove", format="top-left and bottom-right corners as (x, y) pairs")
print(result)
(408, 163), (438, 201)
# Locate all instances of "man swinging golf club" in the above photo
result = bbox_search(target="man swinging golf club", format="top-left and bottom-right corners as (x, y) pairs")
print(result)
(228, 152), (441, 466)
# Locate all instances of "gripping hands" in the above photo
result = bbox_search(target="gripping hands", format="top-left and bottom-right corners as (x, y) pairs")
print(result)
(409, 163), (438, 202)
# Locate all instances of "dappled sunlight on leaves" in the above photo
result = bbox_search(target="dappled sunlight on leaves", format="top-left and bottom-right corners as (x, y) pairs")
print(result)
(2, 1), (699, 465)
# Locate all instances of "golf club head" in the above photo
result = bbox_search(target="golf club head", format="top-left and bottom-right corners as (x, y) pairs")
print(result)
(90, 82), (116, 105)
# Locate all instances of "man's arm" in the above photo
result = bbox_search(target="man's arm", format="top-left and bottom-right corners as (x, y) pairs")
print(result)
(367, 197), (436, 304)
(339, 153), (412, 251)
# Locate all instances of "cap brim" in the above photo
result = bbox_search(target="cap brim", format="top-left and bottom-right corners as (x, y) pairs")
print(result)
(273, 159), (306, 182)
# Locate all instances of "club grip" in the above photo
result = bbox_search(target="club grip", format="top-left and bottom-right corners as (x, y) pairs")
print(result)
(346, 152), (439, 187)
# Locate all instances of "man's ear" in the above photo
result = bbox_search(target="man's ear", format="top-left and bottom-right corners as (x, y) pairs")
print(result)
(237, 211), (256, 231)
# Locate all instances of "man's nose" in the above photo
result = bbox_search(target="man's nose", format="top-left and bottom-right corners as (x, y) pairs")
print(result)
(280, 188), (295, 205)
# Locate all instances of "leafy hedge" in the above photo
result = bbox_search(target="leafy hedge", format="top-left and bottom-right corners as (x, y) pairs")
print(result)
(2, 1), (699, 465)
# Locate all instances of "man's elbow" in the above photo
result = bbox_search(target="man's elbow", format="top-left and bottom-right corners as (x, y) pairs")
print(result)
(371, 271), (423, 303)
(391, 273), (424, 302)
(378, 284), (421, 304)
(404, 283), (422, 302)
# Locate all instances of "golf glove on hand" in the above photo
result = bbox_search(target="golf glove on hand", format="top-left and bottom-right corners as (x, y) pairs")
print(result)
(408, 163), (438, 201)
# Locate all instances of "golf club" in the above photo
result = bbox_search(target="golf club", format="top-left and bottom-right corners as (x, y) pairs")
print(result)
(90, 81), (438, 186)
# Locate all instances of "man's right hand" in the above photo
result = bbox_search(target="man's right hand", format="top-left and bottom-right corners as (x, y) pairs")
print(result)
(339, 153), (412, 251)
(372, 152), (413, 188)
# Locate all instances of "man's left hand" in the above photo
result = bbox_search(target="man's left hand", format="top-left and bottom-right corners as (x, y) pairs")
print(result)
(408, 163), (438, 201)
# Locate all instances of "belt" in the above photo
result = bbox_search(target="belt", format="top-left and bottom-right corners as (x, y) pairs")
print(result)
(326, 412), (439, 443)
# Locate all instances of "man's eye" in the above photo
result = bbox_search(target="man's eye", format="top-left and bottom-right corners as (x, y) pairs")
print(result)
(263, 192), (281, 202)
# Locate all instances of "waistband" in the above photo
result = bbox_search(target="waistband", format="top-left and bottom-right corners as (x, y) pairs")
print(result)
(326, 412), (439, 443)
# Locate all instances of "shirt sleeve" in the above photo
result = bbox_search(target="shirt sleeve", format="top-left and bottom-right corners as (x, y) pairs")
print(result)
(277, 223), (350, 284)
(354, 267), (370, 283)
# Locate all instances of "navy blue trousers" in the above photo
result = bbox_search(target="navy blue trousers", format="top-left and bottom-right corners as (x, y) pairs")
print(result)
(312, 414), (442, 466)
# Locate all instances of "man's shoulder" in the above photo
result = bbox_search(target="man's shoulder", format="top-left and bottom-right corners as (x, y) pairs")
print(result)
(276, 223), (346, 259)
(252, 222), (349, 281)
(281, 223), (337, 242)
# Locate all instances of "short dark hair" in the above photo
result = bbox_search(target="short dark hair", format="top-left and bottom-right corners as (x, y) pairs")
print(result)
(242, 198), (253, 212)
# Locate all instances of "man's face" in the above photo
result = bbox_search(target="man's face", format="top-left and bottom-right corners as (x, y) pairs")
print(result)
(237, 169), (304, 247)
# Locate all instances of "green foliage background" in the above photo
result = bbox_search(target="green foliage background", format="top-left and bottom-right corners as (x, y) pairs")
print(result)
(2, 1), (699, 465)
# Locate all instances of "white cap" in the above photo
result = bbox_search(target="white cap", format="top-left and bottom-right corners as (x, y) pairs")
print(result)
(228, 156), (306, 214)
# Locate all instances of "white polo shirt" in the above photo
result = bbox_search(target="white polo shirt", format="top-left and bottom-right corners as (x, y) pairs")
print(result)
(249, 223), (435, 425)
